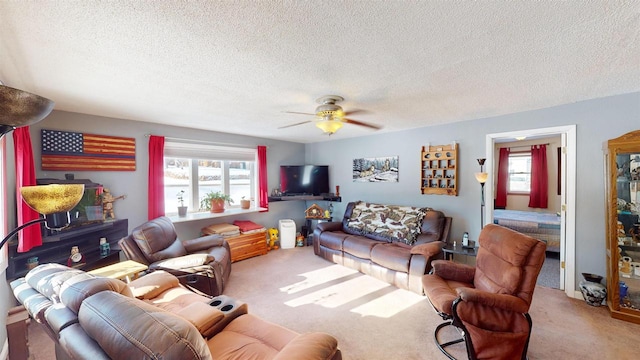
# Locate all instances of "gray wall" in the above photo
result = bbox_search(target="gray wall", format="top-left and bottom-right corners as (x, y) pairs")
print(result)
(305, 92), (640, 287)
(9, 111), (309, 238)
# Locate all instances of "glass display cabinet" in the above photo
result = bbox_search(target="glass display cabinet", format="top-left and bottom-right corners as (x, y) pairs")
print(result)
(604, 130), (640, 324)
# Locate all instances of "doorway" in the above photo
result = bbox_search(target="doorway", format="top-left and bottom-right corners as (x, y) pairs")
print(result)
(485, 125), (577, 298)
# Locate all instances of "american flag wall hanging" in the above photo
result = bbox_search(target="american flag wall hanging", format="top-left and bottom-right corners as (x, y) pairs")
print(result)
(41, 129), (136, 171)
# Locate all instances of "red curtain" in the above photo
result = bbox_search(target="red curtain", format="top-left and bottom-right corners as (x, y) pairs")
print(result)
(257, 145), (268, 211)
(495, 147), (510, 209)
(148, 136), (165, 220)
(529, 144), (548, 208)
(13, 127), (42, 252)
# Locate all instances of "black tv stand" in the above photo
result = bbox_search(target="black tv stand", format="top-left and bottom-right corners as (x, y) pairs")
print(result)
(7, 219), (128, 280)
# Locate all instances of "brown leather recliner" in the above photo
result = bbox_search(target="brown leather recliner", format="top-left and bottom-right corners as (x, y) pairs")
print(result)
(11, 264), (342, 360)
(119, 216), (231, 296)
(422, 224), (546, 360)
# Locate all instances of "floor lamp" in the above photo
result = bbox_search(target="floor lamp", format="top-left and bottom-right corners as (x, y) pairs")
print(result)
(475, 159), (488, 230)
(0, 184), (85, 250)
(0, 83), (62, 248)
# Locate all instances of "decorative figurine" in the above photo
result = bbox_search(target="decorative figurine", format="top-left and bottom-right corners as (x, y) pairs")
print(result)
(67, 246), (85, 267)
(296, 233), (305, 247)
(268, 228), (279, 250)
(101, 188), (126, 220)
(99, 237), (110, 257)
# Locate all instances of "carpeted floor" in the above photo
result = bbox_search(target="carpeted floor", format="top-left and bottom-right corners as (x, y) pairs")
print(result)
(537, 251), (560, 289)
(26, 246), (639, 359)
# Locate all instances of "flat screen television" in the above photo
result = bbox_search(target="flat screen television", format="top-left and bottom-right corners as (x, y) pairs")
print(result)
(280, 165), (329, 196)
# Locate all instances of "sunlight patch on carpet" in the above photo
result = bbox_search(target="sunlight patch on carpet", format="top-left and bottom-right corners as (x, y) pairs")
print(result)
(279, 264), (359, 294)
(284, 275), (389, 309)
(351, 288), (424, 318)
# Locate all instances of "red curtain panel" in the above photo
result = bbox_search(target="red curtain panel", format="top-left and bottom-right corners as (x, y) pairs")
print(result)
(258, 145), (268, 211)
(13, 127), (43, 252)
(528, 144), (548, 208)
(148, 135), (165, 220)
(495, 147), (510, 209)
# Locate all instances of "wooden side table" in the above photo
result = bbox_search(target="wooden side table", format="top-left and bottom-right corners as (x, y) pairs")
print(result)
(7, 306), (29, 360)
(442, 242), (478, 261)
(88, 260), (148, 282)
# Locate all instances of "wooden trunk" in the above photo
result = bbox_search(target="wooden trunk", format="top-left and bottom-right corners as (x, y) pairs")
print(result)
(226, 231), (268, 262)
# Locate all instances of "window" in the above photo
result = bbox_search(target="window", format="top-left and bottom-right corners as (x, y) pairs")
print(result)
(163, 141), (256, 215)
(508, 152), (532, 193)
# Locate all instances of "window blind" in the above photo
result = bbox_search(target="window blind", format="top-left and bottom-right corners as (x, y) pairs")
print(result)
(164, 141), (256, 161)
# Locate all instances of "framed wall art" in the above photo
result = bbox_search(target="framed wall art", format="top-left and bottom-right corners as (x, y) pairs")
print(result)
(352, 156), (398, 182)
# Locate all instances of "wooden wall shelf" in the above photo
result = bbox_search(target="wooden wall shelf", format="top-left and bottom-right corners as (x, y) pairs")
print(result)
(421, 143), (458, 196)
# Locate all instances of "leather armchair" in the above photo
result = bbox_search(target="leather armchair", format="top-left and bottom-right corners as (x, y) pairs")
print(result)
(422, 224), (546, 360)
(119, 216), (231, 296)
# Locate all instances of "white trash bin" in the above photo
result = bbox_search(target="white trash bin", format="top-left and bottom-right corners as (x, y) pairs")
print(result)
(279, 219), (296, 249)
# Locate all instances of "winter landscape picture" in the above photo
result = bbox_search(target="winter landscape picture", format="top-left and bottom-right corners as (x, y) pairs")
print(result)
(352, 156), (399, 182)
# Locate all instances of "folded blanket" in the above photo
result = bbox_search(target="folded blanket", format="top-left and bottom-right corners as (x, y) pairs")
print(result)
(219, 230), (240, 237)
(240, 228), (267, 235)
(232, 220), (265, 233)
(202, 223), (240, 235)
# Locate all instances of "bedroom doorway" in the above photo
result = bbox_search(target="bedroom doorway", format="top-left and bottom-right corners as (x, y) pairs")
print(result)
(484, 125), (577, 299)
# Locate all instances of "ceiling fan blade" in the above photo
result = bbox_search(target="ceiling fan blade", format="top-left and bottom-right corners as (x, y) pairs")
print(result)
(284, 111), (316, 116)
(343, 118), (381, 130)
(278, 120), (312, 129)
(343, 109), (368, 116)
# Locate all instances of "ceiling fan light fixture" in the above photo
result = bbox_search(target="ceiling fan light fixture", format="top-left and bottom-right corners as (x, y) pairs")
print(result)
(316, 119), (343, 135)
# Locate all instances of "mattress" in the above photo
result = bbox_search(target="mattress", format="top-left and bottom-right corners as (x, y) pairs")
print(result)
(493, 209), (561, 252)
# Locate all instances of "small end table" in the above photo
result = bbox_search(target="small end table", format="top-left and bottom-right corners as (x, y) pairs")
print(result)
(442, 241), (478, 260)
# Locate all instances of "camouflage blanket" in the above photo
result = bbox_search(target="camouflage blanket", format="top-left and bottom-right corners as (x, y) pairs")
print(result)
(346, 201), (431, 245)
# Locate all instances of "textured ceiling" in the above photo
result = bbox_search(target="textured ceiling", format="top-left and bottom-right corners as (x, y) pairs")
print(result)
(1, 1), (638, 143)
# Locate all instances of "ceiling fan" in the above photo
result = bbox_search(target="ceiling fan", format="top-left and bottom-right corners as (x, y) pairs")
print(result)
(279, 95), (380, 135)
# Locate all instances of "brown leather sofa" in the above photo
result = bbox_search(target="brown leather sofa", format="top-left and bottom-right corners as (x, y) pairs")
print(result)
(119, 216), (231, 296)
(313, 201), (451, 294)
(11, 264), (342, 360)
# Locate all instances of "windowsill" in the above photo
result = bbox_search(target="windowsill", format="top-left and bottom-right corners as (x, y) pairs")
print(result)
(169, 207), (267, 223)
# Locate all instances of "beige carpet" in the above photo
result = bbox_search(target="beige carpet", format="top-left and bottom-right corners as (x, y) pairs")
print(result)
(26, 246), (640, 359)
(224, 247), (639, 360)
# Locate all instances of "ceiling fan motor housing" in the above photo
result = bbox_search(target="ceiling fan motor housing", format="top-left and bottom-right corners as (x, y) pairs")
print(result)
(315, 95), (345, 118)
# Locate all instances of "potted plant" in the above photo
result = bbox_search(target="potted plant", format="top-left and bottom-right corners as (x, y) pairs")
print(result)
(240, 196), (251, 209)
(200, 191), (234, 213)
(177, 190), (188, 217)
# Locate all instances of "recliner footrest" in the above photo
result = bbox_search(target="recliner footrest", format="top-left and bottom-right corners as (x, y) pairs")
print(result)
(153, 267), (220, 297)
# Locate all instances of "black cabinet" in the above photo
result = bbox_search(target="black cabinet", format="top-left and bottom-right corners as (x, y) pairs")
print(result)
(7, 219), (128, 280)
